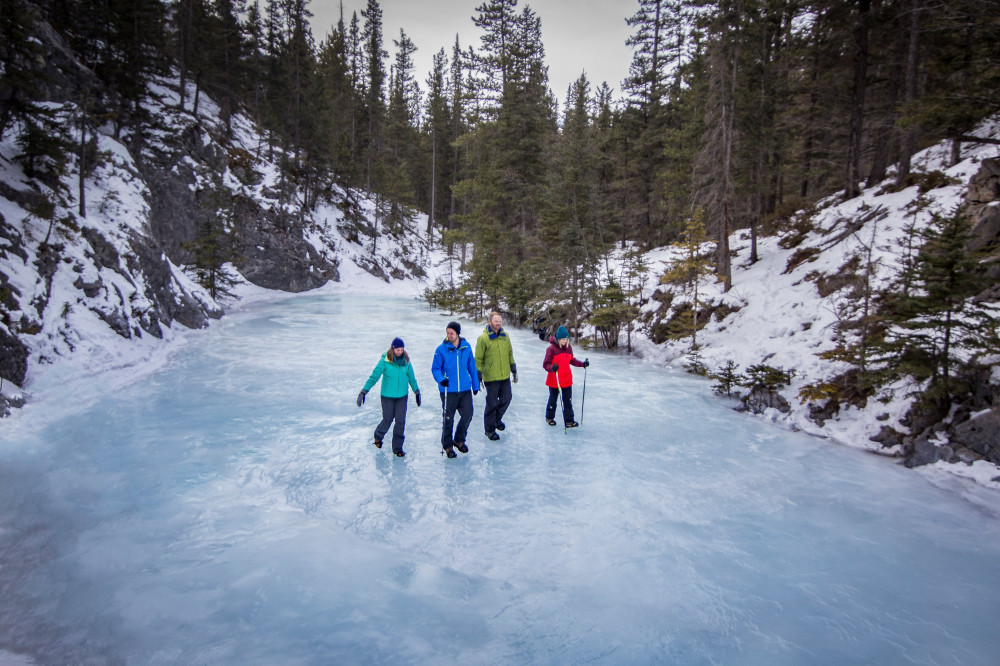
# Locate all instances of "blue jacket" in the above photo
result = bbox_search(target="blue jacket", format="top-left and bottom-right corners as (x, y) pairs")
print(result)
(431, 337), (478, 393)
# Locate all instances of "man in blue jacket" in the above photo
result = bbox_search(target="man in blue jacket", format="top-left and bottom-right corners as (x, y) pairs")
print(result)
(431, 321), (479, 458)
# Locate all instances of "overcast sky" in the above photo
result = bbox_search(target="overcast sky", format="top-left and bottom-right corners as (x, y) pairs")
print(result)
(309, 0), (635, 105)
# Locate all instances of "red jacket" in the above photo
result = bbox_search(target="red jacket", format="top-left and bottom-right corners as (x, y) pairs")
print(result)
(542, 337), (584, 388)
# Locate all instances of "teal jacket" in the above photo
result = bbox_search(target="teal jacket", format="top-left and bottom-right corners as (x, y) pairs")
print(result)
(363, 350), (420, 398)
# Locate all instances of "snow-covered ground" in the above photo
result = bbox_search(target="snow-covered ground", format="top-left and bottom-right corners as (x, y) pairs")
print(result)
(626, 119), (1000, 491)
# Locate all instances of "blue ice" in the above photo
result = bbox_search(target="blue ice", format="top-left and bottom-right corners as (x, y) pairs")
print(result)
(1, 293), (999, 664)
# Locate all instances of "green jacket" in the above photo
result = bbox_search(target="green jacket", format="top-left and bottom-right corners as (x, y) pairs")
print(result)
(363, 350), (420, 398)
(475, 325), (516, 382)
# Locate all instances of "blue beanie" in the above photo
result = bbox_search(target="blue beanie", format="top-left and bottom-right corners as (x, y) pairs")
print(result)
(555, 326), (569, 340)
(391, 337), (405, 349)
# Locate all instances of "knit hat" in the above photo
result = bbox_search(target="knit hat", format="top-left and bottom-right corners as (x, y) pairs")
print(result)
(555, 325), (569, 340)
(391, 337), (405, 349)
(447, 321), (461, 335)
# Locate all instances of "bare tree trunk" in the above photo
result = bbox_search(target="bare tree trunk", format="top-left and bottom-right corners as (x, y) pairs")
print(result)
(845, 0), (870, 199)
(428, 130), (436, 236)
(895, 0), (921, 188)
(718, 37), (736, 292)
(78, 90), (88, 218)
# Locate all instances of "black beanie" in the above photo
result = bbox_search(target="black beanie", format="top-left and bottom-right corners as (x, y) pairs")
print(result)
(447, 321), (461, 335)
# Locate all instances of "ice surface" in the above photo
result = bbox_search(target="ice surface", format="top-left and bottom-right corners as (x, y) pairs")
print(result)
(2, 294), (999, 664)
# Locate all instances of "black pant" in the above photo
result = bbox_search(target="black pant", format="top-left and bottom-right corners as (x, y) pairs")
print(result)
(375, 395), (408, 454)
(483, 378), (512, 434)
(546, 386), (574, 424)
(440, 390), (473, 449)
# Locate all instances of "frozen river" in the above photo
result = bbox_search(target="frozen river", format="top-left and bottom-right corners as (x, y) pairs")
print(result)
(1, 293), (998, 664)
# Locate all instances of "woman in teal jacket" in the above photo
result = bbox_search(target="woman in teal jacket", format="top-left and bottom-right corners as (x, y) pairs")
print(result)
(357, 337), (421, 457)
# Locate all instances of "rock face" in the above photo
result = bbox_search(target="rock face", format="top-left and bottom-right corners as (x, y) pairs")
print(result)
(141, 128), (340, 295)
(950, 408), (1000, 465)
(741, 387), (791, 415)
(0, 326), (28, 387)
(966, 158), (1000, 290)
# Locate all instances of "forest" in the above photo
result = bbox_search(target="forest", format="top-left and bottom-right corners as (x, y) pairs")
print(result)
(2, 0), (999, 408)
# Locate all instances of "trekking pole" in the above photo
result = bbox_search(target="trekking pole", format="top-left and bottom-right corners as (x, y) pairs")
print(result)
(440, 373), (448, 455)
(580, 363), (587, 425)
(556, 368), (566, 435)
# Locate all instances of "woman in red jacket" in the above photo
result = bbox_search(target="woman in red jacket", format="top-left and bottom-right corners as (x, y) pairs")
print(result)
(542, 326), (589, 428)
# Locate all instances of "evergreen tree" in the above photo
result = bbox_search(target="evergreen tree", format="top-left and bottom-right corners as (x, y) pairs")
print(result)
(471, 0), (520, 116)
(621, 0), (687, 246)
(879, 206), (1000, 398)
(424, 47), (452, 235)
(206, 0), (248, 137)
(661, 210), (714, 349)
(454, 0), (555, 312)
(692, 0), (743, 292)
(185, 178), (241, 301)
(360, 0), (388, 192)
(314, 13), (355, 182)
(244, 0), (267, 140)
(0, 0), (49, 141)
(385, 29), (421, 206)
(897, 0), (1000, 166)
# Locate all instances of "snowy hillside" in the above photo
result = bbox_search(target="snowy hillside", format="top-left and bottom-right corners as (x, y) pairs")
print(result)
(632, 118), (1000, 489)
(0, 77), (439, 412)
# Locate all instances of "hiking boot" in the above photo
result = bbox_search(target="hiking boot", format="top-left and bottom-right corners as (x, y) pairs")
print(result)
(445, 447), (457, 458)
(496, 421), (506, 431)
(395, 450), (405, 457)
(373, 438), (383, 449)
(455, 441), (469, 453)
(546, 419), (557, 426)
(486, 432), (500, 441)
(565, 421), (579, 428)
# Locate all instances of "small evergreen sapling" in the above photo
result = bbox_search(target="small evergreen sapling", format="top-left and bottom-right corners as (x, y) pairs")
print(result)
(711, 360), (743, 397)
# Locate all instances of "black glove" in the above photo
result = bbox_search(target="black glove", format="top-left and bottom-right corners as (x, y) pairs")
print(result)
(511, 364), (518, 384)
(356, 390), (367, 407)
(512, 372), (518, 384)
(440, 378), (449, 388)
(550, 363), (559, 373)
(473, 389), (479, 396)
(583, 359), (590, 368)
(478, 371), (484, 389)
(416, 391), (422, 407)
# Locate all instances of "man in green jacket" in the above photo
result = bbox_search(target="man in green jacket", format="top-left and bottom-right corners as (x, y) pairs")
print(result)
(475, 311), (517, 441)
(357, 337), (421, 457)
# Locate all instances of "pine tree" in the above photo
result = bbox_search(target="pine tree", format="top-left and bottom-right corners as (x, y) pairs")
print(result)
(454, 0), (555, 312)
(0, 0), (49, 141)
(622, 0), (687, 246)
(472, 0), (520, 116)
(384, 28), (420, 211)
(314, 14), (355, 182)
(661, 210), (714, 349)
(360, 0), (388, 192)
(206, 0), (248, 137)
(424, 47), (452, 236)
(692, 0), (742, 292)
(184, 178), (242, 301)
(879, 206), (1000, 398)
